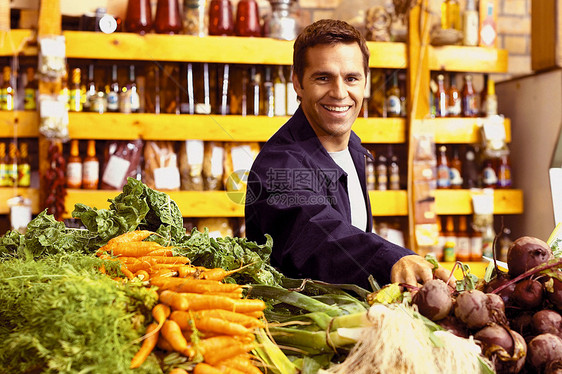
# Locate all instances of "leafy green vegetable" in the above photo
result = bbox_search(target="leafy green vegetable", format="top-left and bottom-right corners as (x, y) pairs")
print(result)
(0, 252), (160, 374)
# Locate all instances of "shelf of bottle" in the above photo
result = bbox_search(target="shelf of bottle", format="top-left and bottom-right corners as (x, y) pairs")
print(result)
(421, 117), (511, 143)
(0, 187), (40, 214)
(63, 31), (407, 68)
(65, 112), (406, 143)
(0, 30), (37, 57)
(61, 189), (409, 219)
(0, 111), (39, 137)
(429, 45), (508, 73)
(434, 188), (523, 215)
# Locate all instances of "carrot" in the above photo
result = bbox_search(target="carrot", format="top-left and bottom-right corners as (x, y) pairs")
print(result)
(111, 242), (163, 257)
(168, 368), (188, 374)
(197, 336), (254, 365)
(152, 303), (171, 330)
(216, 355), (263, 374)
(145, 248), (174, 257)
(99, 264), (106, 274)
(150, 269), (178, 278)
(198, 263), (253, 281)
(243, 311), (264, 319)
(150, 277), (242, 294)
(193, 363), (223, 374)
(169, 310), (251, 336)
(203, 291), (244, 299)
(134, 270), (150, 281)
(192, 309), (264, 329)
(177, 265), (200, 278)
(120, 265), (135, 280)
(130, 322), (159, 369)
(159, 290), (189, 310)
(138, 256), (190, 265)
(161, 319), (189, 353)
(156, 335), (175, 351)
(108, 230), (153, 245)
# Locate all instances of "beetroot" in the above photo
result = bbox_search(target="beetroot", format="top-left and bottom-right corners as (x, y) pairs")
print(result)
(475, 324), (527, 374)
(507, 236), (553, 277)
(527, 333), (562, 372)
(545, 360), (562, 374)
(532, 310), (562, 336)
(510, 312), (534, 337)
(454, 289), (491, 329)
(484, 275), (517, 306)
(547, 277), (562, 311)
(487, 292), (508, 324)
(437, 315), (469, 338)
(513, 278), (544, 309)
(412, 279), (452, 321)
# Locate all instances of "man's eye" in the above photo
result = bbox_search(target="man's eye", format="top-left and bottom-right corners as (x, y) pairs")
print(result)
(316, 76), (328, 81)
(347, 76), (359, 82)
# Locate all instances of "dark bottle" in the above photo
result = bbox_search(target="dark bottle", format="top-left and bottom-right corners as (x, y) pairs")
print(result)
(154, 0), (182, 34)
(456, 215), (471, 262)
(497, 154), (512, 188)
(84, 64), (97, 112)
(461, 74), (478, 117)
(208, 0), (234, 36)
(388, 145), (400, 190)
(23, 67), (37, 111)
(449, 146), (463, 189)
(125, 0), (153, 35)
(436, 145), (451, 189)
(17, 142), (30, 187)
(447, 72), (461, 117)
(480, 73), (489, 116)
(463, 145), (480, 188)
(234, 0), (261, 37)
(435, 74), (447, 117)
(375, 152), (388, 191)
(386, 71), (401, 117)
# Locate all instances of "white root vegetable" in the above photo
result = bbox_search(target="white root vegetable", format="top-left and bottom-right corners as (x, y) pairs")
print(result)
(326, 303), (491, 374)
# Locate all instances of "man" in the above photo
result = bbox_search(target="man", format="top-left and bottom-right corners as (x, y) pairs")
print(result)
(245, 19), (452, 290)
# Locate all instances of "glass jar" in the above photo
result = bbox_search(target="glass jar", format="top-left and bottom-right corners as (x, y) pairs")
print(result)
(183, 0), (208, 36)
(208, 0), (234, 36)
(235, 0), (261, 37)
(268, 0), (298, 40)
(154, 0), (183, 34)
(125, 0), (153, 35)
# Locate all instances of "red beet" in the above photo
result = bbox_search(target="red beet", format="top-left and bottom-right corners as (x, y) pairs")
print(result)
(532, 310), (562, 336)
(484, 275), (517, 306)
(507, 236), (553, 277)
(547, 277), (562, 311)
(475, 324), (527, 373)
(527, 333), (562, 372)
(454, 289), (491, 329)
(412, 279), (452, 321)
(513, 278), (544, 309)
(437, 315), (469, 338)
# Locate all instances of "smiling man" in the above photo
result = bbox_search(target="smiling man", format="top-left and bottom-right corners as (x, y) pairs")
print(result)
(245, 19), (453, 290)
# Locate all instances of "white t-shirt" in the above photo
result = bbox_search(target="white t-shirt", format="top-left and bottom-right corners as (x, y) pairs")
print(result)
(328, 148), (368, 231)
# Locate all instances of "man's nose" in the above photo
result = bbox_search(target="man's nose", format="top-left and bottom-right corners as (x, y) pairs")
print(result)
(329, 78), (347, 99)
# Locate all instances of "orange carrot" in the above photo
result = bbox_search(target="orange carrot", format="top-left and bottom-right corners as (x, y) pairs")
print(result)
(159, 291), (265, 313)
(134, 270), (150, 281)
(111, 242), (163, 257)
(243, 311), (264, 319)
(197, 336), (254, 365)
(145, 248), (174, 257)
(161, 319), (189, 353)
(138, 256), (190, 265)
(150, 269), (178, 278)
(169, 310), (251, 336)
(193, 363), (223, 374)
(203, 291), (244, 299)
(192, 309), (264, 329)
(177, 265), (200, 278)
(150, 277), (242, 294)
(130, 322), (159, 369)
(168, 368), (188, 374)
(198, 264), (252, 281)
(108, 230), (153, 245)
(152, 303), (171, 330)
(158, 290), (190, 310)
(216, 355), (263, 374)
(156, 335), (175, 351)
(120, 265), (135, 280)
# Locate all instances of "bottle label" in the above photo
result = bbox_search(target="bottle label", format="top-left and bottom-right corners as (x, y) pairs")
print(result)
(463, 12), (479, 46)
(482, 166), (498, 186)
(448, 99), (461, 116)
(102, 155), (131, 189)
(449, 167), (463, 187)
(437, 164), (451, 188)
(498, 165), (512, 188)
(107, 91), (119, 111)
(119, 91), (131, 113)
(273, 83), (286, 116)
(66, 162), (82, 188)
(376, 165), (388, 190)
(457, 236), (471, 259)
(130, 91), (140, 112)
(0, 163), (8, 186)
(462, 95), (478, 116)
(443, 243), (456, 262)
(471, 236), (483, 260)
(24, 88), (36, 110)
(17, 163), (30, 187)
(69, 89), (83, 112)
(387, 95), (401, 116)
(82, 160), (99, 186)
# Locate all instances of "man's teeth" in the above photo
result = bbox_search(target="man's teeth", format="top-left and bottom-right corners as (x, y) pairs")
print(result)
(324, 105), (349, 112)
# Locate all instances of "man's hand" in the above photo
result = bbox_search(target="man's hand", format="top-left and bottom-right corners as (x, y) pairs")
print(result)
(390, 255), (455, 287)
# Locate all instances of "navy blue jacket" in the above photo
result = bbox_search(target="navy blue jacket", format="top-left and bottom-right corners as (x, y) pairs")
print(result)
(245, 107), (415, 289)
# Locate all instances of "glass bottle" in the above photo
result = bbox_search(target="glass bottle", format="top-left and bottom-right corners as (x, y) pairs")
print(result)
(463, 145), (480, 188)
(375, 151), (388, 191)
(480, 74), (488, 116)
(449, 146), (463, 189)
(154, 0), (183, 34)
(23, 67), (37, 111)
(107, 65), (120, 112)
(208, 0), (234, 36)
(66, 140), (82, 189)
(250, 66), (260, 116)
(447, 0), (461, 31)
(434, 216), (445, 261)
(443, 216), (457, 262)
(273, 65), (286, 117)
(388, 145), (400, 190)
(183, 0), (208, 36)
(0, 66), (14, 111)
(84, 64), (97, 112)
(470, 222), (483, 261)
(447, 72), (461, 117)
(69, 68), (83, 112)
(386, 71), (401, 117)
(497, 154), (512, 189)
(440, 0), (449, 29)
(483, 78), (498, 117)
(125, 0), (153, 35)
(0, 142), (6, 187)
(17, 142), (30, 187)
(498, 227), (512, 263)
(461, 74), (478, 117)
(6, 142), (17, 186)
(286, 66), (298, 115)
(436, 145), (451, 189)
(456, 215), (471, 262)
(481, 219), (495, 258)
(435, 74), (447, 117)
(235, 0), (261, 37)
(482, 158), (498, 188)
(82, 140), (99, 190)
(463, 0), (479, 46)
(262, 66), (274, 117)
(268, 0), (299, 40)
(120, 65), (140, 113)
(366, 154), (376, 190)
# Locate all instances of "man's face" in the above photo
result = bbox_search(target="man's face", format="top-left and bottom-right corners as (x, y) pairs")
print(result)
(293, 42), (366, 149)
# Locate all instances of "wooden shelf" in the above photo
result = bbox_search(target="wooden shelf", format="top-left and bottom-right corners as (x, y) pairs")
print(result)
(67, 112), (405, 143)
(0, 30), (37, 56)
(0, 111), (39, 137)
(0, 188), (40, 214)
(434, 189), (524, 215)
(62, 189), (409, 218)
(417, 117), (511, 143)
(429, 46), (508, 73)
(441, 261), (492, 279)
(63, 31), (407, 68)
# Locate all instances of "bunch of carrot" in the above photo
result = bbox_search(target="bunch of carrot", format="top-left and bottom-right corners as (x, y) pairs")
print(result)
(97, 230), (266, 373)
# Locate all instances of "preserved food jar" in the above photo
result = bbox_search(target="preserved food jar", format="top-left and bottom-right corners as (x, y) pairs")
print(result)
(235, 0), (261, 37)
(208, 0), (234, 36)
(268, 0), (299, 40)
(125, 0), (153, 35)
(154, 0), (182, 34)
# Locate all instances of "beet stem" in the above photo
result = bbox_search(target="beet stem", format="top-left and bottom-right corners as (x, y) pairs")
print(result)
(491, 257), (562, 295)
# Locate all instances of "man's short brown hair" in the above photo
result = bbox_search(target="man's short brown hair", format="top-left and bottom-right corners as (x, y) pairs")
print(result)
(292, 19), (370, 86)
